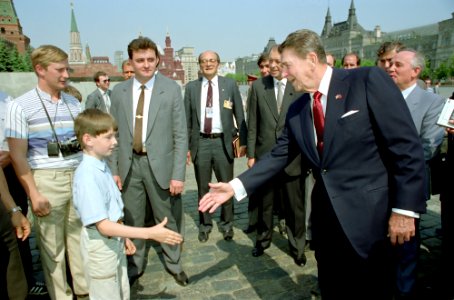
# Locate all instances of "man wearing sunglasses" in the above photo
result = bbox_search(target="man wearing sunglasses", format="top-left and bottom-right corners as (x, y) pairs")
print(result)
(85, 71), (112, 113)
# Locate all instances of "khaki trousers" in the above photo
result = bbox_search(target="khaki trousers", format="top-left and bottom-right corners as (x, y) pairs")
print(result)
(33, 168), (88, 300)
(80, 227), (129, 300)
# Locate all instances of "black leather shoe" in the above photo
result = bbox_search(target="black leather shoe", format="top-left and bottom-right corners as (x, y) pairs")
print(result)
(198, 232), (209, 243)
(243, 225), (256, 234)
(171, 271), (189, 286)
(294, 254), (307, 267)
(128, 271), (144, 286)
(252, 245), (264, 257)
(223, 229), (234, 241)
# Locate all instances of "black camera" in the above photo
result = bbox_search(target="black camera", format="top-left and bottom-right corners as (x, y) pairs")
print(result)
(59, 137), (81, 157)
(47, 137), (81, 157)
(47, 141), (60, 157)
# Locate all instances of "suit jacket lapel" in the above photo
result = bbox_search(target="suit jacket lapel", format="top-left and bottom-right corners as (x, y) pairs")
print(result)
(195, 78), (202, 124)
(322, 69), (350, 159)
(290, 93), (319, 165)
(97, 90), (107, 112)
(264, 77), (279, 121)
(121, 81), (134, 135)
(146, 73), (163, 138)
(278, 84), (295, 125)
(218, 77), (228, 127)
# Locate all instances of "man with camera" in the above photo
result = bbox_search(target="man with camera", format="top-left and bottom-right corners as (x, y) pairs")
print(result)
(5, 45), (88, 300)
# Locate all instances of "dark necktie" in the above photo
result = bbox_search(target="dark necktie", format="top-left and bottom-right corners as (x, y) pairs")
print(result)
(133, 85), (145, 153)
(204, 80), (213, 134)
(313, 91), (324, 155)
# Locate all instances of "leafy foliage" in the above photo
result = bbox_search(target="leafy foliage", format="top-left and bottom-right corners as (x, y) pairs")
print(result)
(0, 40), (33, 72)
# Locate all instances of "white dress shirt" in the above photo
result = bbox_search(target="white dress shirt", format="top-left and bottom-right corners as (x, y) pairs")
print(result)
(132, 76), (155, 146)
(200, 75), (223, 133)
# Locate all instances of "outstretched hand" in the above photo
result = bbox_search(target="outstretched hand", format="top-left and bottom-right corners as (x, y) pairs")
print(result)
(149, 217), (183, 245)
(198, 182), (234, 213)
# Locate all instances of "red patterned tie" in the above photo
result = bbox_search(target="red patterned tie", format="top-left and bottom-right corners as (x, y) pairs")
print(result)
(204, 80), (213, 134)
(313, 91), (324, 155)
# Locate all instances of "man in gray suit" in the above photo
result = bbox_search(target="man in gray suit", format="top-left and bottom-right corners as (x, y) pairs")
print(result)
(246, 45), (307, 265)
(109, 37), (188, 286)
(185, 50), (247, 243)
(387, 48), (445, 298)
(85, 71), (111, 113)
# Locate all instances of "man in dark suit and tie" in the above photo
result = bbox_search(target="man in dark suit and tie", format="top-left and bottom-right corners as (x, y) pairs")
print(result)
(185, 50), (247, 243)
(199, 29), (426, 299)
(85, 71), (111, 113)
(246, 45), (307, 265)
(109, 37), (188, 286)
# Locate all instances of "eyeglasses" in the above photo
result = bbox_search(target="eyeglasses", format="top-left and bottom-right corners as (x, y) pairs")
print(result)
(102, 79), (111, 83)
(199, 59), (218, 65)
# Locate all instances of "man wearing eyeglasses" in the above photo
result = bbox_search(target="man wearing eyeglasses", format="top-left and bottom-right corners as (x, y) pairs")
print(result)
(85, 71), (111, 113)
(185, 50), (247, 243)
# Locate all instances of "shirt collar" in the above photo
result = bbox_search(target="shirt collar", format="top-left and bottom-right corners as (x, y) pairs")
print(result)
(98, 88), (108, 95)
(316, 66), (333, 97)
(401, 83), (417, 99)
(133, 75), (156, 91)
(36, 86), (62, 103)
(82, 154), (107, 172)
(273, 77), (287, 87)
(203, 75), (218, 87)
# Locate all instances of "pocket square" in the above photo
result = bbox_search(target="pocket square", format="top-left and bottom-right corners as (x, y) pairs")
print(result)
(341, 110), (359, 118)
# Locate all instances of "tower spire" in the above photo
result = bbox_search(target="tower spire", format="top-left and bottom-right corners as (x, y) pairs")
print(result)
(347, 0), (358, 30)
(321, 7), (332, 37)
(69, 2), (84, 64)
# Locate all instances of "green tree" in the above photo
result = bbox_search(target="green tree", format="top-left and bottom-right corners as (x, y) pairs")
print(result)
(226, 73), (246, 84)
(360, 58), (375, 67)
(0, 40), (13, 72)
(435, 62), (449, 80)
(0, 40), (33, 72)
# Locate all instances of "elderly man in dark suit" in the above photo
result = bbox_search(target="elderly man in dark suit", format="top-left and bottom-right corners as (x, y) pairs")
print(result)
(185, 50), (247, 243)
(85, 71), (111, 113)
(246, 45), (307, 265)
(199, 29), (426, 300)
(109, 37), (188, 287)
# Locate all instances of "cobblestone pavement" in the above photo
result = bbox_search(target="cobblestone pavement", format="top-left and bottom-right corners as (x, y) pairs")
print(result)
(130, 157), (445, 300)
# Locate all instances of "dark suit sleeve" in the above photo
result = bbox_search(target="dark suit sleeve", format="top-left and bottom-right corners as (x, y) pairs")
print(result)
(184, 84), (192, 150)
(239, 116), (298, 196)
(366, 68), (426, 212)
(246, 84), (258, 158)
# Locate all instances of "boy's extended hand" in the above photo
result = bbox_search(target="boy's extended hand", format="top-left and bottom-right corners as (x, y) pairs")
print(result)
(149, 217), (183, 245)
(124, 238), (136, 255)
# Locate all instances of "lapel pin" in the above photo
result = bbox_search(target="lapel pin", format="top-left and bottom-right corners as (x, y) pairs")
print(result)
(335, 94), (343, 100)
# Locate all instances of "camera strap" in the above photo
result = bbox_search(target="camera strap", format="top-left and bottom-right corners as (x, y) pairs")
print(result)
(36, 88), (62, 147)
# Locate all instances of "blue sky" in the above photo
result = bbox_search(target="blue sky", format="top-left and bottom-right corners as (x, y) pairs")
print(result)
(12, 0), (454, 62)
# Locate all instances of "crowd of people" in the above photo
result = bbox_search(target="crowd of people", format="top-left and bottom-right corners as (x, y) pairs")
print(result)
(0, 28), (453, 300)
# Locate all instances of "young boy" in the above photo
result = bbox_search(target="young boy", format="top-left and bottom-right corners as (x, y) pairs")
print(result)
(73, 108), (183, 300)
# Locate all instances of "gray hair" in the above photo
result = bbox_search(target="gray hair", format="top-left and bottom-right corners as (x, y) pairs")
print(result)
(397, 47), (425, 72)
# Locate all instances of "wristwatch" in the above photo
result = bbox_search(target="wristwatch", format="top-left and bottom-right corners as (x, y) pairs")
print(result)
(9, 206), (22, 215)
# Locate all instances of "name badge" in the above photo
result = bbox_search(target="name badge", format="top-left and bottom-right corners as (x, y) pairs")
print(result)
(206, 107), (214, 118)
(223, 99), (233, 109)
